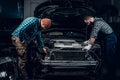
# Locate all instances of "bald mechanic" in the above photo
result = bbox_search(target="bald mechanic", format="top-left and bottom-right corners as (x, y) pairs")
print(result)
(11, 17), (51, 80)
(82, 14), (117, 80)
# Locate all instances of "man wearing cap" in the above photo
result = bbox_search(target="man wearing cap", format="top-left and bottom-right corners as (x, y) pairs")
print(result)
(11, 17), (51, 80)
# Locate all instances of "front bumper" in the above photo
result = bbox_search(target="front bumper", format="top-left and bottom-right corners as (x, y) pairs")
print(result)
(41, 60), (100, 76)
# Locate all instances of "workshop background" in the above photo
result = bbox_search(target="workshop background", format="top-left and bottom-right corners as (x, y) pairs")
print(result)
(0, 0), (120, 80)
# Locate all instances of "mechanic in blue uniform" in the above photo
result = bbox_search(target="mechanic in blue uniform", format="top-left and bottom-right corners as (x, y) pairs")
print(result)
(11, 17), (51, 80)
(82, 14), (117, 80)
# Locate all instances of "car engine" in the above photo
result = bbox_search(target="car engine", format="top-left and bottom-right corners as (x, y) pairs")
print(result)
(40, 30), (101, 78)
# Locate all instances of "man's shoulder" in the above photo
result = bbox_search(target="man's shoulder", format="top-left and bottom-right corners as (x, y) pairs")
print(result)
(95, 17), (103, 21)
(25, 17), (39, 21)
(94, 17), (105, 24)
(20, 17), (40, 25)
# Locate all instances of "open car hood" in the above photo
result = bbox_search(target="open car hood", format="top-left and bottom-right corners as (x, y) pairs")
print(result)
(34, 0), (95, 27)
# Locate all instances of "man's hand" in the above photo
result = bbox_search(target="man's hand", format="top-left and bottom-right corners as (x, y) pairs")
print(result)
(43, 48), (47, 54)
(82, 44), (92, 51)
(83, 40), (89, 46)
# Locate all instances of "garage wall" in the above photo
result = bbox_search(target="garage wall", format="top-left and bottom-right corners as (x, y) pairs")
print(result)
(0, 0), (23, 18)
(24, 0), (48, 19)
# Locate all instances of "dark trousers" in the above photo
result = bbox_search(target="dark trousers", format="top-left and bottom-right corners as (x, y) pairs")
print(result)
(11, 36), (42, 80)
(101, 32), (117, 80)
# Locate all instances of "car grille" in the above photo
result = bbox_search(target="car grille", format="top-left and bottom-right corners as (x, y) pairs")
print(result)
(50, 49), (94, 61)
